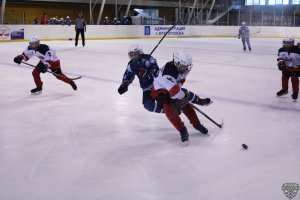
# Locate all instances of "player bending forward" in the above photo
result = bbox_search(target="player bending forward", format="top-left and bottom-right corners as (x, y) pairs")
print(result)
(14, 36), (77, 94)
(118, 44), (211, 113)
(151, 51), (208, 144)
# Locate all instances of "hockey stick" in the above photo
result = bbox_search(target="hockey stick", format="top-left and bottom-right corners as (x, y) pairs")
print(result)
(21, 62), (82, 80)
(190, 103), (224, 129)
(249, 28), (261, 36)
(149, 24), (176, 56)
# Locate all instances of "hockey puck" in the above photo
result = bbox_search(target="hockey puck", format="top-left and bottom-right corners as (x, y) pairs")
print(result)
(242, 144), (248, 150)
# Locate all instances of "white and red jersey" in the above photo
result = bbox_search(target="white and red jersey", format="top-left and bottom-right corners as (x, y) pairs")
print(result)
(277, 46), (300, 68)
(21, 44), (60, 68)
(153, 61), (189, 100)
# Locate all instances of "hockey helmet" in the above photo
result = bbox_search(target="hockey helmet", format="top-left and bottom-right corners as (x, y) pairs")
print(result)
(282, 36), (294, 48)
(29, 36), (40, 49)
(173, 50), (193, 74)
(241, 22), (246, 26)
(128, 44), (143, 61)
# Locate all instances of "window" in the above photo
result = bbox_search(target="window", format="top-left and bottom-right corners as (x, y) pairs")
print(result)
(269, 0), (276, 4)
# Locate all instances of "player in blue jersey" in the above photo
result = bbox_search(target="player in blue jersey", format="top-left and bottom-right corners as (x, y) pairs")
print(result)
(238, 22), (251, 52)
(117, 44), (211, 114)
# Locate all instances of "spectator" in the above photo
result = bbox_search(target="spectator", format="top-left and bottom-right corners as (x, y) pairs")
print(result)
(112, 18), (119, 25)
(122, 16), (129, 25)
(65, 16), (71, 26)
(75, 11), (87, 47)
(103, 16), (110, 25)
(40, 13), (48, 25)
(60, 18), (65, 25)
(33, 17), (39, 25)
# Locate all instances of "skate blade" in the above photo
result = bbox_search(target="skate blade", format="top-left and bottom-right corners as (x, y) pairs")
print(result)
(181, 140), (189, 146)
(31, 91), (42, 95)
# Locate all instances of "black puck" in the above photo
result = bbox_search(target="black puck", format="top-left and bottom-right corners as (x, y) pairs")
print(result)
(242, 144), (248, 150)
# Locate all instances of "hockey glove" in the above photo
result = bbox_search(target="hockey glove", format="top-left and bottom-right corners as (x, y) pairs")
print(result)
(36, 62), (48, 73)
(198, 98), (211, 106)
(14, 55), (24, 65)
(118, 83), (128, 95)
(238, 35), (240, 39)
(175, 91), (190, 110)
(277, 60), (287, 71)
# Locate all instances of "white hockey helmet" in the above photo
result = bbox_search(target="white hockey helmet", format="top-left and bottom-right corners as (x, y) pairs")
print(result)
(241, 22), (246, 26)
(283, 36), (294, 48)
(173, 50), (193, 74)
(128, 44), (143, 61)
(29, 36), (40, 49)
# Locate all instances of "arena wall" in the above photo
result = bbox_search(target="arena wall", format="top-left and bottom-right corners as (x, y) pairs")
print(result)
(1, 25), (300, 42)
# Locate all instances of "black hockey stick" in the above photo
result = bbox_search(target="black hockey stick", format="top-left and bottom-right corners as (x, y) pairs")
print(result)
(149, 24), (176, 56)
(190, 103), (223, 129)
(21, 62), (82, 80)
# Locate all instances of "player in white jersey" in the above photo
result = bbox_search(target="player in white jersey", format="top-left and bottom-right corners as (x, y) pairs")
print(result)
(277, 36), (300, 100)
(151, 51), (209, 143)
(14, 36), (77, 94)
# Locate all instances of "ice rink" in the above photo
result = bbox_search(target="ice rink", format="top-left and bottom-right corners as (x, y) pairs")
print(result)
(0, 37), (300, 200)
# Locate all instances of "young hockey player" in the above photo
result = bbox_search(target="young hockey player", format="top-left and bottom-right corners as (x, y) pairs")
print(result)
(151, 51), (209, 144)
(13, 36), (77, 94)
(238, 22), (251, 52)
(117, 45), (211, 113)
(277, 36), (300, 100)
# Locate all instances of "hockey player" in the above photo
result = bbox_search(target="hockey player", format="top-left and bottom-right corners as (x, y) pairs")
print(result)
(151, 51), (209, 143)
(117, 45), (211, 114)
(277, 36), (300, 100)
(13, 36), (77, 94)
(238, 22), (251, 51)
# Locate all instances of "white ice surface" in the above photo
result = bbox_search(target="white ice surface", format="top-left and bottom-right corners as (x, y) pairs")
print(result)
(0, 38), (300, 200)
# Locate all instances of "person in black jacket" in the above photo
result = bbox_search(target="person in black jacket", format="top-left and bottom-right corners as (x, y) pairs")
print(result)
(75, 11), (86, 47)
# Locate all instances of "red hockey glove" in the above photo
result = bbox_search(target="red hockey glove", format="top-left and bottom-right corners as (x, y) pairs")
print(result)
(14, 55), (24, 65)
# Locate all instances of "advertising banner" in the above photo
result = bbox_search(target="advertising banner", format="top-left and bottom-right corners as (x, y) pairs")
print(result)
(144, 25), (186, 37)
(0, 25), (25, 40)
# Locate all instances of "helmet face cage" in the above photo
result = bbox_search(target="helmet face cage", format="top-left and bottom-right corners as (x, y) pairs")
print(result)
(283, 37), (294, 48)
(173, 51), (193, 74)
(242, 22), (246, 26)
(29, 36), (40, 49)
(128, 44), (143, 61)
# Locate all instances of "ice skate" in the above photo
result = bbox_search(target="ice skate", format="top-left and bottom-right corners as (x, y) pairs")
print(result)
(31, 87), (42, 94)
(70, 81), (77, 90)
(179, 127), (189, 145)
(292, 92), (298, 100)
(276, 89), (288, 96)
(194, 124), (208, 134)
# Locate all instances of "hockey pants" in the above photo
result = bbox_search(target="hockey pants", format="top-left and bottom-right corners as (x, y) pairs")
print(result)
(163, 102), (201, 132)
(32, 62), (72, 88)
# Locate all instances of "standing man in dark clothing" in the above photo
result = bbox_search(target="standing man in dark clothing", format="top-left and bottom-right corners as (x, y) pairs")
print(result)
(75, 12), (86, 47)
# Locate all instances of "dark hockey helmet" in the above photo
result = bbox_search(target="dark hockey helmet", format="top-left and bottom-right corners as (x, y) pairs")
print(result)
(282, 36), (294, 49)
(29, 36), (40, 50)
(128, 44), (143, 62)
(173, 50), (193, 74)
